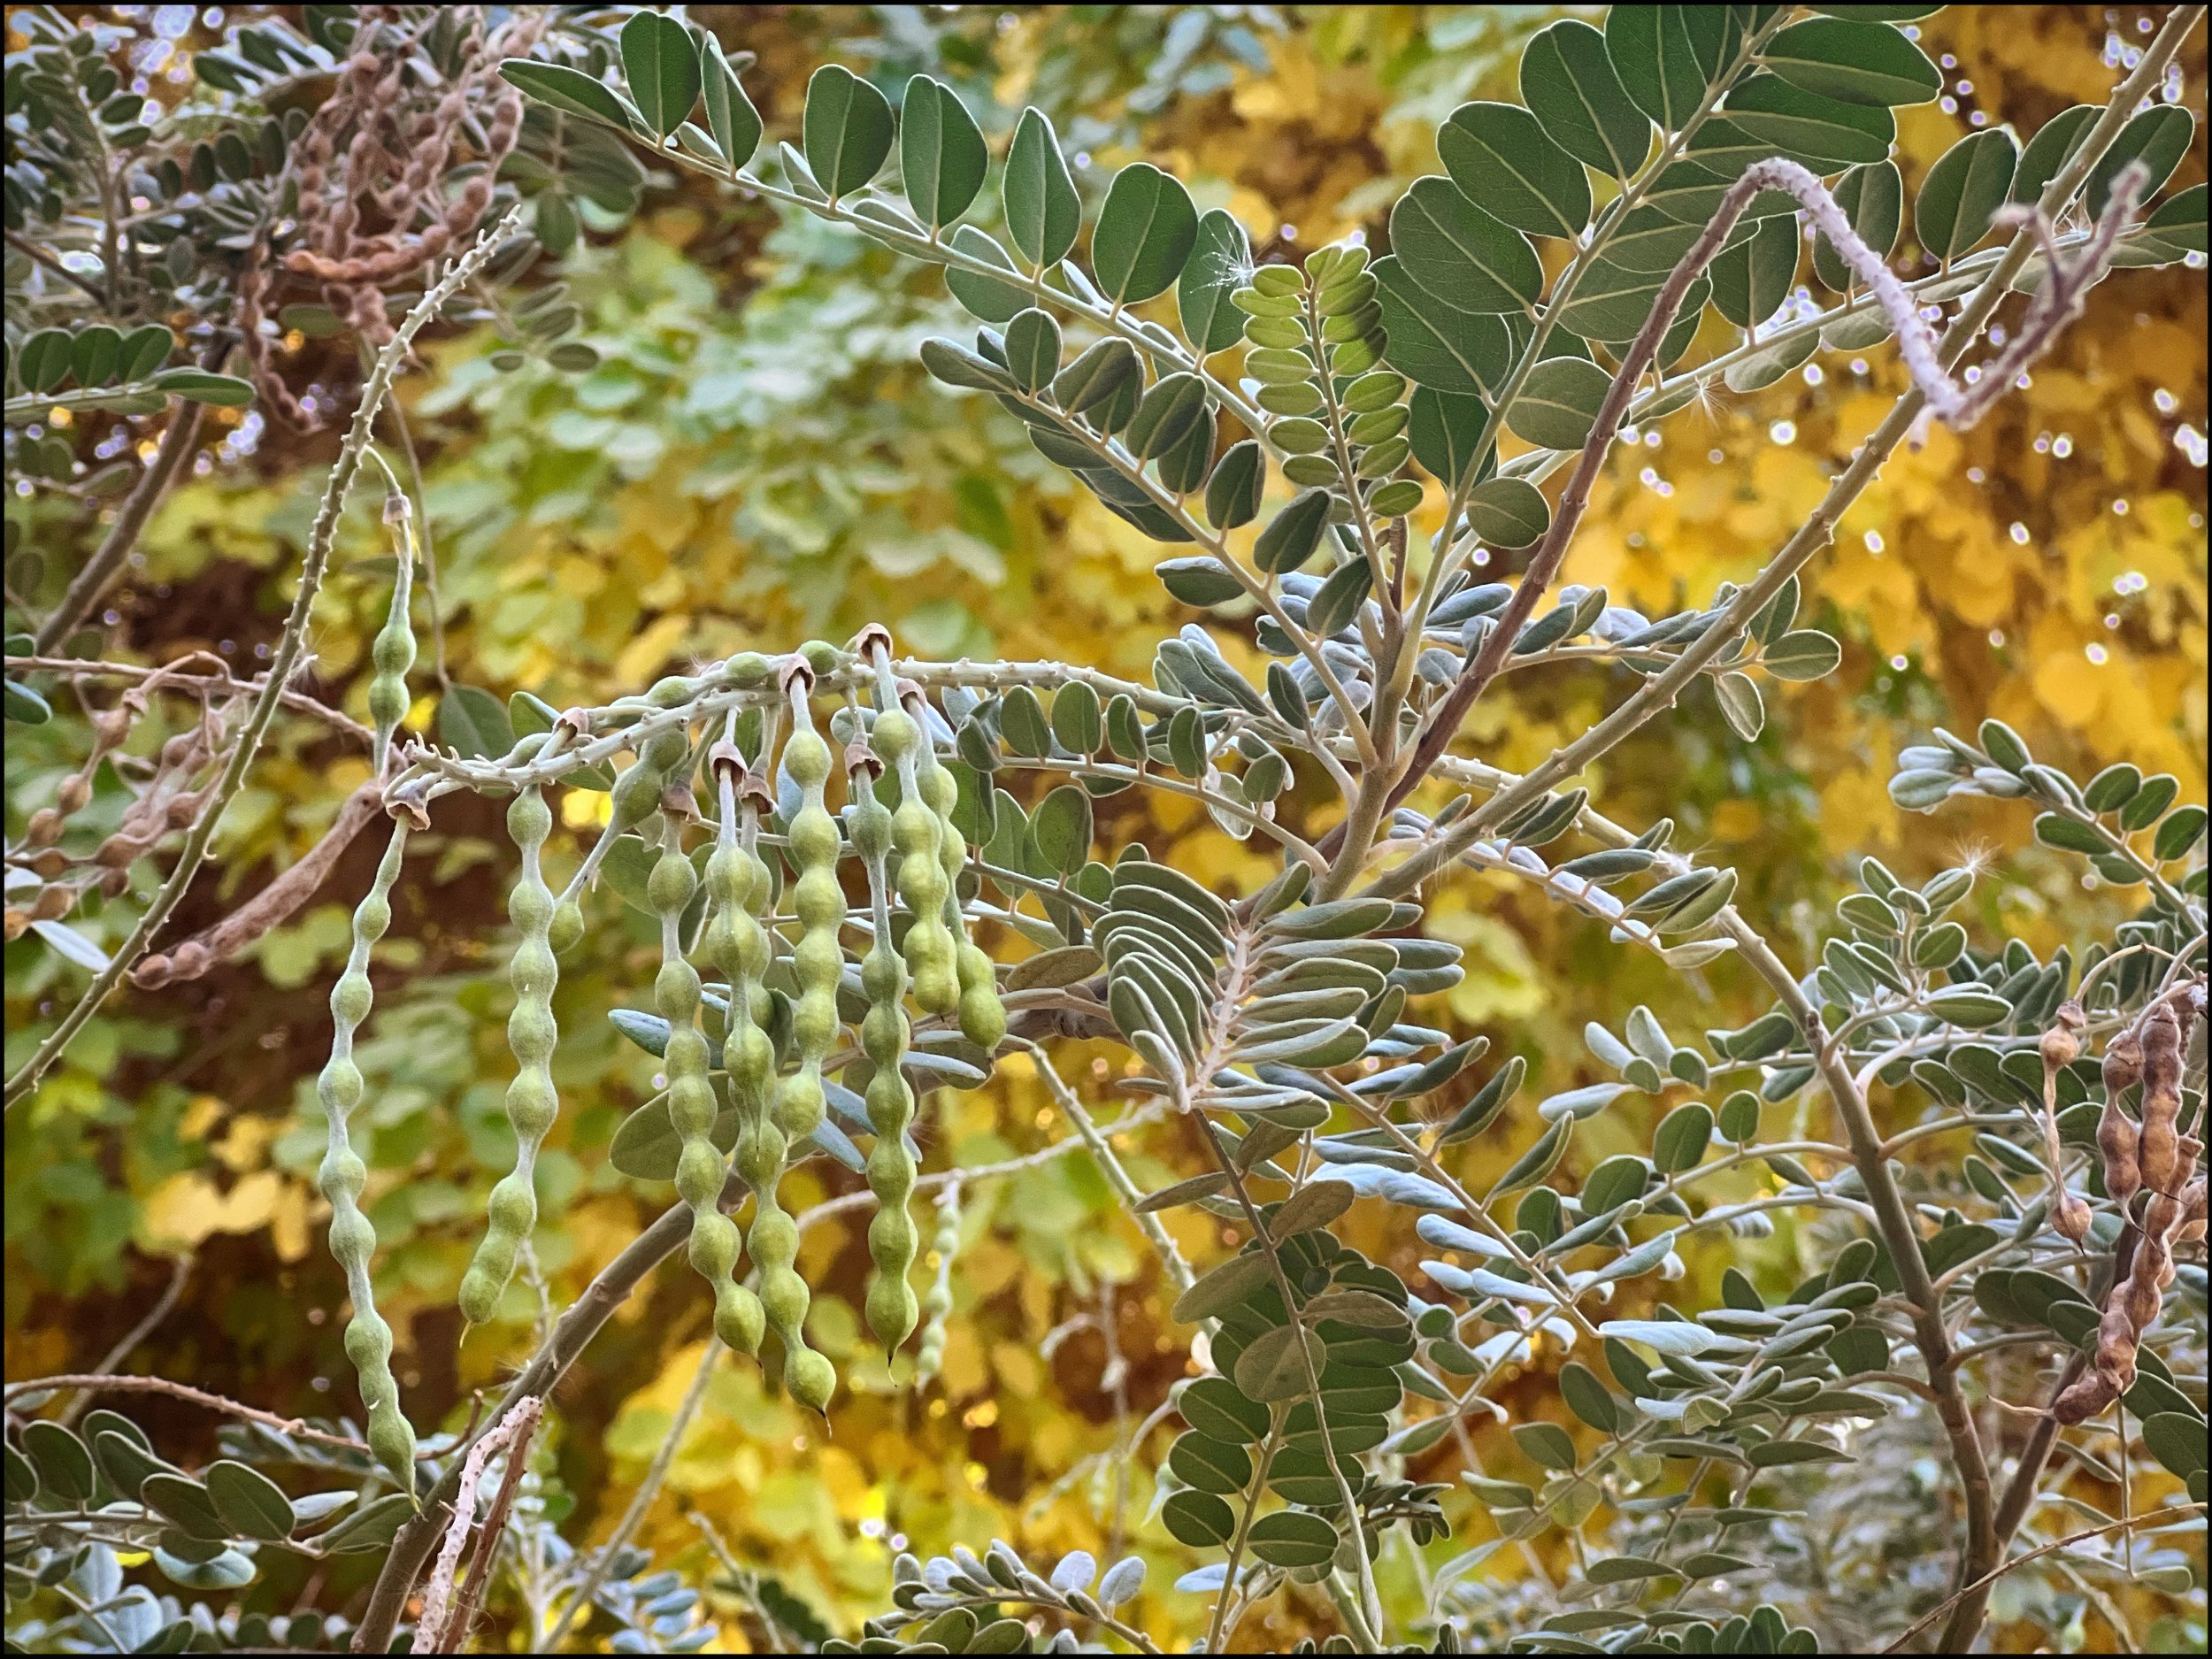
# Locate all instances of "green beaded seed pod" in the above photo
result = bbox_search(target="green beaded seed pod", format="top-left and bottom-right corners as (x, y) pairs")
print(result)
(763, 669), (840, 1413)
(647, 812), (764, 1356)
(609, 679), (698, 833)
(912, 1179), (962, 1387)
(776, 673), (840, 1148)
(871, 704), (958, 1017)
(908, 690), (1006, 1052)
(848, 734), (920, 1354)
(365, 495), (416, 776)
(457, 788), (562, 1325)
(703, 754), (775, 1358)
(316, 820), (418, 1494)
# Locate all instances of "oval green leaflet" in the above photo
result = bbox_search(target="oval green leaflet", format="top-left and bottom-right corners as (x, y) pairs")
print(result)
(1091, 163), (1199, 305)
(803, 64), (895, 198)
(1002, 108), (1080, 271)
(901, 74), (987, 229)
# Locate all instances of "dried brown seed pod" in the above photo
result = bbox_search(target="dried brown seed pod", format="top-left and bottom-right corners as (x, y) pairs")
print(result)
(97, 868), (128, 898)
(128, 786), (382, 990)
(25, 809), (65, 850)
(56, 775), (90, 815)
(2052, 1191), (2094, 1246)
(2094, 1303), (2139, 1392)
(96, 833), (148, 869)
(2039, 999), (2085, 1068)
(2098, 1028), (2144, 1209)
(2039, 999), (2092, 1240)
(90, 706), (132, 751)
(31, 886), (74, 923)
(2102, 1028), (2144, 1093)
(2120, 1246), (2165, 1329)
(2136, 1004), (2183, 1193)
(2177, 1178), (2208, 1244)
(134, 954), (173, 989)
(2051, 1369), (2119, 1424)
(3, 909), (27, 942)
(31, 850), (66, 879)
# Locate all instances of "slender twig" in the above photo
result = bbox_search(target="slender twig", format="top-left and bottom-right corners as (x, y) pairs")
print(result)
(1209, 1419), (1282, 1655)
(791, 1102), (1168, 1236)
(3, 653), (375, 743)
(4, 227), (110, 303)
(4, 206), (525, 1113)
(544, 1340), (720, 1647)
(1729, 926), (1999, 1623)
(1024, 1042), (1193, 1294)
(4, 1372), (376, 1455)
(687, 1512), (797, 1651)
(33, 401), (207, 653)
(50, 1581), (128, 1651)
(55, 1253), (194, 1428)
(1880, 1505), (2208, 1654)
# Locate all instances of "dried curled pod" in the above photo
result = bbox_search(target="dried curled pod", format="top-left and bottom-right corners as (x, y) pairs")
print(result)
(457, 788), (561, 1325)
(2039, 1000), (2093, 1243)
(131, 784), (382, 989)
(2066, 1129), (2205, 1426)
(2093, 1300), (2139, 1394)
(314, 820), (419, 1490)
(847, 730), (918, 1355)
(2051, 1368), (2119, 1425)
(2135, 1003), (2184, 1194)
(2141, 1135), (2202, 1250)
(913, 1179), (963, 1387)
(2098, 1028), (2144, 1209)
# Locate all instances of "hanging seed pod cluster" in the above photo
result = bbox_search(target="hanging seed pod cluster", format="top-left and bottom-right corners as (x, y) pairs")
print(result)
(2054, 992), (2207, 1423)
(313, 631), (1025, 1431)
